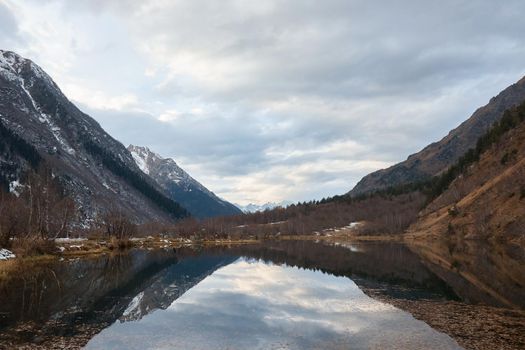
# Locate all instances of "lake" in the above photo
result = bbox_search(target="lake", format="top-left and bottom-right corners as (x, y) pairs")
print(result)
(0, 240), (524, 349)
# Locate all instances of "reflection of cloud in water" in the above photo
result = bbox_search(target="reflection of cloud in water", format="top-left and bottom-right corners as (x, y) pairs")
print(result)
(86, 258), (462, 350)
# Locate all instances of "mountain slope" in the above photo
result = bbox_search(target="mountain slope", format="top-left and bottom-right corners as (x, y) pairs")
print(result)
(349, 76), (525, 196)
(409, 101), (525, 244)
(128, 145), (241, 218)
(0, 50), (187, 223)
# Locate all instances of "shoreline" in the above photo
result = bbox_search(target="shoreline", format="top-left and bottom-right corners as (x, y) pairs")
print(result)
(1, 228), (520, 263)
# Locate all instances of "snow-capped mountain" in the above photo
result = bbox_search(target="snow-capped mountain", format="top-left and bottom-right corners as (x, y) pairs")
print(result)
(0, 50), (187, 222)
(128, 145), (242, 218)
(235, 201), (293, 213)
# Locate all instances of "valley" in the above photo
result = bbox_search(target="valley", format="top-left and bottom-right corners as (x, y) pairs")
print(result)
(1, 14), (525, 348)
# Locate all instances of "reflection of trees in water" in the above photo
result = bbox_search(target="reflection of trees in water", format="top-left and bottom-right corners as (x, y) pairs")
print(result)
(0, 250), (177, 334)
(407, 239), (525, 310)
(0, 264), (60, 326)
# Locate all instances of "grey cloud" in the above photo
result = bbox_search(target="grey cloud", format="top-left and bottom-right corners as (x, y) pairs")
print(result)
(118, 0), (525, 102)
(0, 3), (20, 44)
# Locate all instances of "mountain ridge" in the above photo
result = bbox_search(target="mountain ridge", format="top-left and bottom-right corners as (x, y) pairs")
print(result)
(0, 50), (188, 223)
(349, 76), (525, 196)
(128, 145), (242, 218)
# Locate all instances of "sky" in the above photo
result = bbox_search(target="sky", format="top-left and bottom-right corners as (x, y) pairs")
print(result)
(1, 0), (524, 205)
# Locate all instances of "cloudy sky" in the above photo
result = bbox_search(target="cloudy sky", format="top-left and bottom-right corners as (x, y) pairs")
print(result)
(1, 0), (524, 205)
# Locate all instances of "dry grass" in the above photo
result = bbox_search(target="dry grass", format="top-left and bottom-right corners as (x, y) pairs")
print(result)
(0, 259), (18, 280)
(10, 238), (57, 257)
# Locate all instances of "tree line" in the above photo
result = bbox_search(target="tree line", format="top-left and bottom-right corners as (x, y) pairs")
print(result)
(0, 168), (76, 254)
(157, 191), (425, 239)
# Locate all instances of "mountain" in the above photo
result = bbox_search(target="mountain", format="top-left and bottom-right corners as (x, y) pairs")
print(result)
(0, 50), (187, 223)
(349, 76), (525, 196)
(409, 100), (525, 244)
(236, 201), (293, 213)
(127, 145), (242, 218)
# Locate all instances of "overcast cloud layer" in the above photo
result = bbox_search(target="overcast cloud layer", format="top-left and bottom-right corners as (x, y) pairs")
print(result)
(1, 0), (525, 205)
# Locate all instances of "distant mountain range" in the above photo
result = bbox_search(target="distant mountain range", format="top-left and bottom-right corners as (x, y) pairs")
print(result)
(349, 76), (525, 196)
(128, 145), (241, 218)
(235, 201), (293, 213)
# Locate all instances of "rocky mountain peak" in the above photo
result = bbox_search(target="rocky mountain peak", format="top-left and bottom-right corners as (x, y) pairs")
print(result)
(127, 144), (242, 218)
(128, 145), (190, 186)
(128, 145), (160, 175)
(0, 50), (61, 97)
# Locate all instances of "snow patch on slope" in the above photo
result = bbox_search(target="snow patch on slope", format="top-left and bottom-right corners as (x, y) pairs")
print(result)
(130, 149), (150, 175)
(9, 180), (22, 197)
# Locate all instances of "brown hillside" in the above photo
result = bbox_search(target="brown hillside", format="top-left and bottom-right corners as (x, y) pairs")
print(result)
(409, 118), (525, 244)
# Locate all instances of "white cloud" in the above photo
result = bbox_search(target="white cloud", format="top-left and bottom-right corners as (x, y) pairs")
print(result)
(66, 84), (139, 111)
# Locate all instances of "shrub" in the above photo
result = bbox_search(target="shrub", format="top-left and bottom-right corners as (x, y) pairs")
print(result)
(501, 149), (518, 165)
(100, 210), (137, 250)
(448, 205), (459, 217)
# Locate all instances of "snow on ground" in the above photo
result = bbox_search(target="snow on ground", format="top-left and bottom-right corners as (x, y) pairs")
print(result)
(0, 249), (16, 260)
(54, 238), (88, 243)
(268, 221), (286, 225)
(346, 222), (361, 229)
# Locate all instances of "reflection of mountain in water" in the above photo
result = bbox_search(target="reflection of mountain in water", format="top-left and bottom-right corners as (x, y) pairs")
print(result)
(120, 254), (237, 322)
(0, 249), (236, 347)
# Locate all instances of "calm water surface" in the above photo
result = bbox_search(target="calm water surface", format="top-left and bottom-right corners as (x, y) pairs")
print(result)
(0, 240), (523, 349)
(86, 258), (460, 350)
